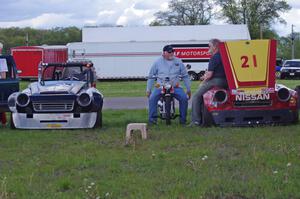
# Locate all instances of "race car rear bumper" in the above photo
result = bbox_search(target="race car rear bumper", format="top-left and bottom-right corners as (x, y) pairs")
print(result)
(12, 112), (98, 129)
(210, 109), (298, 127)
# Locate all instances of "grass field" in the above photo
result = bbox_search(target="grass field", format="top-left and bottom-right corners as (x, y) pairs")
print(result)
(2, 79), (300, 198)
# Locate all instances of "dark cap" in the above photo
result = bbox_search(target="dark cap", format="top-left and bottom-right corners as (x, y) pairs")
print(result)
(163, 45), (174, 53)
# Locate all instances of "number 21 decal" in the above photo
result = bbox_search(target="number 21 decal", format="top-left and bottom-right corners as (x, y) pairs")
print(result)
(241, 55), (257, 68)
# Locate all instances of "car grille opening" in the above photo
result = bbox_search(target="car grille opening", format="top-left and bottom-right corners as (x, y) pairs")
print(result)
(33, 101), (74, 112)
(233, 100), (272, 107)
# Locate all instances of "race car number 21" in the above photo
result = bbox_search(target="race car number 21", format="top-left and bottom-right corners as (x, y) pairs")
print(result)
(241, 55), (257, 68)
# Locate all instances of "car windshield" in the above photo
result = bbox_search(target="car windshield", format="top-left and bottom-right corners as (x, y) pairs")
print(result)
(284, 61), (300, 68)
(42, 65), (91, 81)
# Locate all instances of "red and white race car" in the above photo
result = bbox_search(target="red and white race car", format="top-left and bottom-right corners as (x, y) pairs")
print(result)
(202, 40), (299, 126)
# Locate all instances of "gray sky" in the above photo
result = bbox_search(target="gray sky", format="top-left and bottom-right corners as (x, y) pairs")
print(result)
(0, 0), (299, 36)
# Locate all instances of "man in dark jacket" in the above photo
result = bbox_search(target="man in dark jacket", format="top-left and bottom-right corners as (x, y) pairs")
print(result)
(190, 39), (228, 126)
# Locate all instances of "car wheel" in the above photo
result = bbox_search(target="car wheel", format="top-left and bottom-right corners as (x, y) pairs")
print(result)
(188, 72), (198, 81)
(165, 96), (172, 125)
(93, 111), (102, 128)
(280, 74), (285, 79)
(10, 113), (16, 129)
(201, 103), (214, 127)
(295, 85), (300, 110)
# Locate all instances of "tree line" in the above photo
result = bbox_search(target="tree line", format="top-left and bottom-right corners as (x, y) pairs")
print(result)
(0, 0), (299, 59)
(0, 27), (81, 54)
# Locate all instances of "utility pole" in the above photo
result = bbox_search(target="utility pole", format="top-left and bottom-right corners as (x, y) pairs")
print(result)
(25, 33), (29, 46)
(260, 24), (263, 39)
(291, 24), (295, 59)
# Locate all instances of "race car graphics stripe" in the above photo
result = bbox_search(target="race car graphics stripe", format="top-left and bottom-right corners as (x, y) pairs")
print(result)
(220, 40), (276, 91)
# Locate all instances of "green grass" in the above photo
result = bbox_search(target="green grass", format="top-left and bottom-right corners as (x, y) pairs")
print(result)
(20, 79), (300, 98)
(1, 110), (300, 198)
(5, 79), (300, 198)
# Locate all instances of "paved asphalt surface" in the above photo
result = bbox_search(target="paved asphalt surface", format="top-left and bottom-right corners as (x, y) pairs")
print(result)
(103, 97), (192, 110)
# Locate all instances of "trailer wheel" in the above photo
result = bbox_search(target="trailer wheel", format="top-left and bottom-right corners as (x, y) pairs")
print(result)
(199, 71), (205, 78)
(201, 103), (214, 127)
(188, 72), (198, 81)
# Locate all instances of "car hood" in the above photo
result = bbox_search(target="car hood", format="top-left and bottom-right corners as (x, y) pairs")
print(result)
(29, 81), (86, 95)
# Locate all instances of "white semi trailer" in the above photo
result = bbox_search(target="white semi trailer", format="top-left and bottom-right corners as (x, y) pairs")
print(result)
(67, 25), (250, 80)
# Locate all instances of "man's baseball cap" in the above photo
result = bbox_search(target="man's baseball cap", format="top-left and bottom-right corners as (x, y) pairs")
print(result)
(163, 45), (174, 53)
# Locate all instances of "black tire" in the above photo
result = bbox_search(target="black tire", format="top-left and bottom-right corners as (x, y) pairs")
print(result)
(199, 71), (205, 78)
(295, 85), (300, 110)
(165, 96), (172, 125)
(201, 103), (214, 127)
(280, 73), (285, 79)
(93, 111), (102, 128)
(188, 72), (198, 81)
(10, 113), (16, 129)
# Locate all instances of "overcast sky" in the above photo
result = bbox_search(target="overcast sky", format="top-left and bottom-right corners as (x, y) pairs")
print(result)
(0, 0), (299, 37)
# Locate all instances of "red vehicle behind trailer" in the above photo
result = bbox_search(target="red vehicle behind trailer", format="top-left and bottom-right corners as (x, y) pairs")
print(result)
(11, 46), (68, 79)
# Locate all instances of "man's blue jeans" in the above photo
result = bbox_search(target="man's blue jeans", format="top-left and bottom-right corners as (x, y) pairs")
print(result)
(148, 87), (188, 124)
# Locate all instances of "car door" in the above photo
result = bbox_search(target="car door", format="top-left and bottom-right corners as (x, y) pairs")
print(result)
(0, 55), (20, 112)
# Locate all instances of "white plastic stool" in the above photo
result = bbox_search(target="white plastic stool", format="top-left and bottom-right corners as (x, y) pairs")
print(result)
(125, 123), (148, 145)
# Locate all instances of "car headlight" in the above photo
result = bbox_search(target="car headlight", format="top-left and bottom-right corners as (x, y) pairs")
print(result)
(77, 92), (92, 107)
(16, 93), (30, 107)
(164, 83), (172, 90)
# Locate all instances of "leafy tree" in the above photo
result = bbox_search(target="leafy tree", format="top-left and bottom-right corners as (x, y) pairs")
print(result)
(277, 33), (300, 59)
(0, 27), (81, 54)
(150, 0), (213, 26)
(217, 0), (291, 39)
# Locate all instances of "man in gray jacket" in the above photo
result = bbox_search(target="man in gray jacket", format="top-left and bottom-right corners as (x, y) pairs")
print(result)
(146, 45), (191, 125)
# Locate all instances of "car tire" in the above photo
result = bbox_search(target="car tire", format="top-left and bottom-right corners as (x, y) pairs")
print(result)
(201, 103), (214, 127)
(280, 74), (285, 79)
(295, 85), (300, 110)
(165, 96), (172, 125)
(93, 111), (102, 128)
(10, 113), (16, 129)
(188, 72), (198, 81)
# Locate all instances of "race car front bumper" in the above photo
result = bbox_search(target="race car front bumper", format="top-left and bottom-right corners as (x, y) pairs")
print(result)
(210, 109), (298, 127)
(12, 112), (98, 129)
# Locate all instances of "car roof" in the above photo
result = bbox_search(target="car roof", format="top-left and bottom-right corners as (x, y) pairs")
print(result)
(41, 62), (93, 68)
(284, 59), (300, 62)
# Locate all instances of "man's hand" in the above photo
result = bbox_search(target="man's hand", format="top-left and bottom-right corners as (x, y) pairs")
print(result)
(187, 91), (191, 100)
(146, 91), (151, 98)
